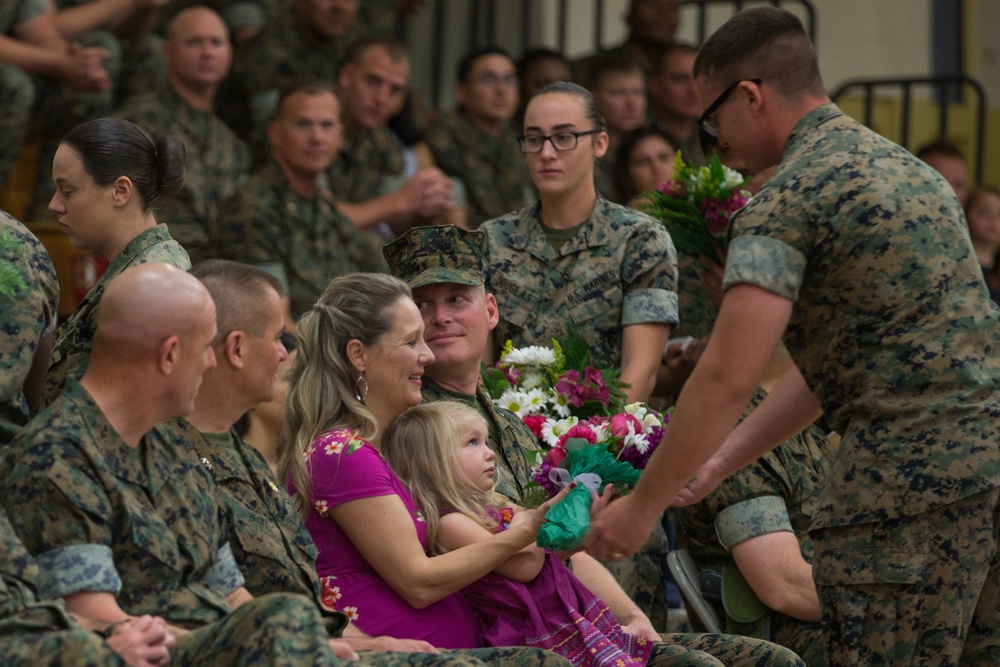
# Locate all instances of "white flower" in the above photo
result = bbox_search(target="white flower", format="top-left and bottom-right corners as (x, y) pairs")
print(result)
(541, 416), (578, 448)
(589, 422), (608, 442)
(524, 388), (549, 413)
(520, 370), (545, 390)
(549, 392), (571, 418)
(642, 412), (662, 430)
(722, 166), (746, 190)
(624, 402), (648, 419)
(498, 389), (532, 416)
(625, 433), (650, 454)
(502, 345), (557, 367)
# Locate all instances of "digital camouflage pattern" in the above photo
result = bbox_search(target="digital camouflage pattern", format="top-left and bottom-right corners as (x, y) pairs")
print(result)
(43, 225), (190, 405)
(117, 85), (251, 263)
(813, 488), (1000, 665)
(223, 11), (354, 139)
(421, 377), (541, 503)
(725, 102), (1000, 664)
(673, 387), (833, 665)
(724, 103), (1000, 528)
(1, 379), (242, 629)
(424, 112), (532, 229)
(214, 161), (387, 317)
(328, 124), (405, 204)
(0, 0), (116, 199)
(0, 64), (33, 190)
(383, 224), (486, 290)
(661, 632), (803, 667)
(482, 195), (678, 369)
(182, 423), (324, 604)
(0, 508), (131, 667)
(0, 213), (59, 446)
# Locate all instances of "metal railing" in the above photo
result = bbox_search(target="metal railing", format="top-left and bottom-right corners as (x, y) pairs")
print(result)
(830, 76), (987, 183)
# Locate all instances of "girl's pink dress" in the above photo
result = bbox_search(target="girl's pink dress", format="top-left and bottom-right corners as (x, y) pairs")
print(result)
(458, 507), (653, 667)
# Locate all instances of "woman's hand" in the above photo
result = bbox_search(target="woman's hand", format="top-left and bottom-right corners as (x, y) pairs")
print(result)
(619, 611), (661, 643)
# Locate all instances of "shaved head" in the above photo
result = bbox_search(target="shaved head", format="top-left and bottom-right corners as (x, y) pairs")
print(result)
(94, 263), (215, 363)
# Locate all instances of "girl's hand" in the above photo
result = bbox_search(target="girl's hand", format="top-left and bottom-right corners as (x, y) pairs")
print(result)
(521, 483), (575, 531)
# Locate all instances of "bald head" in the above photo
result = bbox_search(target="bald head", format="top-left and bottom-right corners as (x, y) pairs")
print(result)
(94, 263), (215, 363)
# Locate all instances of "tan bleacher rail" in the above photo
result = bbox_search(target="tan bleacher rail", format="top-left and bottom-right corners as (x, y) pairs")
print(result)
(831, 76), (988, 184)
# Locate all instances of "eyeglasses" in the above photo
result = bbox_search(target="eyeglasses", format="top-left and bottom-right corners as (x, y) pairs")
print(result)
(470, 74), (519, 87)
(696, 78), (763, 139)
(517, 130), (603, 153)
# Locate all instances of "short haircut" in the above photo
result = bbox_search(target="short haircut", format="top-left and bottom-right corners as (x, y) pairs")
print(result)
(189, 259), (283, 338)
(516, 47), (570, 80)
(456, 46), (514, 83)
(340, 34), (409, 74)
(693, 7), (824, 99)
(272, 79), (337, 120)
(589, 53), (644, 92)
(651, 41), (699, 76)
(916, 139), (965, 162)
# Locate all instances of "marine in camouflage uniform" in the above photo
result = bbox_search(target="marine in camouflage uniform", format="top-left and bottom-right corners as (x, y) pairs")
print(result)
(673, 387), (832, 665)
(327, 124), (406, 205)
(424, 112), (532, 229)
(724, 102), (1000, 664)
(214, 161), (387, 318)
(221, 4), (356, 142)
(0, 0), (116, 196)
(117, 84), (251, 263)
(482, 195), (678, 370)
(0, 212), (59, 446)
(483, 196), (677, 629)
(43, 224), (190, 405)
(0, 379), (341, 666)
(0, 507), (132, 666)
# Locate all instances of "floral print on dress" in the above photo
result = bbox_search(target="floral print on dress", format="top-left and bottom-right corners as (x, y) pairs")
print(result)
(314, 499), (329, 517)
(321, 575), (342, 608)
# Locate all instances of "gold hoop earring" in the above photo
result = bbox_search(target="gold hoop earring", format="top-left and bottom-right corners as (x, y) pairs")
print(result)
(355, 373), (369, 402)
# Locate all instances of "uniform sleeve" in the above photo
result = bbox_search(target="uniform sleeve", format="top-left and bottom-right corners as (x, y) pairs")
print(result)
(215, 186), (284, 267)
(5, 448), (122, 600)
(723, 189), (808, 300)
(202, 542), (246, 595)
(715, 495), (794, 551)
(621, 220), (679, 326)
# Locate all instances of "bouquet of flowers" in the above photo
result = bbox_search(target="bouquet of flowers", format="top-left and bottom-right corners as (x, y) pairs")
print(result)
(642, 151), (751, 263)
(482, 332), (669, 550)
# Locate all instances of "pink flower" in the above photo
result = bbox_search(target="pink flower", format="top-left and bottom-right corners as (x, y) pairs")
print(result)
(609, 413), (642, 438)
(502, 364), (522, 385)
(657, 179), (685, 197)
(522, 414), (546, 438)
(548, 445), (568, 467)
(557, 424), (598, 448)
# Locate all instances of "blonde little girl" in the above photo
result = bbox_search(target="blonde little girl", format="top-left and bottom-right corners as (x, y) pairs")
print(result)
(383, 401), (652, 667)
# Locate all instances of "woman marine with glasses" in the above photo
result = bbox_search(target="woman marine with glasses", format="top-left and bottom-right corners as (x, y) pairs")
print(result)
(480, 81), (678, 406)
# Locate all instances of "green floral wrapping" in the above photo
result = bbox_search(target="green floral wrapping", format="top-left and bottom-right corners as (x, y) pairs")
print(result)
(537, 441), (642, 550)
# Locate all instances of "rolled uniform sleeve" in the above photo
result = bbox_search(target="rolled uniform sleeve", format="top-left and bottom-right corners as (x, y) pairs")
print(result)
(203, 542), (246, 595)
(724, 234), (806, 301)
(715, 495), (795, 551)
(621, 218), (679, 327)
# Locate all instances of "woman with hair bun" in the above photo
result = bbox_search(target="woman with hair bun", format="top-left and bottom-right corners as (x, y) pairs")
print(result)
(42, 117), (191, 404)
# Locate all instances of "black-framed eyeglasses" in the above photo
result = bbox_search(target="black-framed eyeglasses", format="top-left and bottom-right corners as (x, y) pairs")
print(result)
(696, 78), (763, 139)
(517, 130), (603, 153)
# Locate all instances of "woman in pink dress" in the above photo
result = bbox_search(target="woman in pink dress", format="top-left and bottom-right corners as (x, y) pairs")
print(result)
(278, 273), (567, 650)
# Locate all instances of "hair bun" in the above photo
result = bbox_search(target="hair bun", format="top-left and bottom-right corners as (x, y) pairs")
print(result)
(155, 134), (185, 197)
